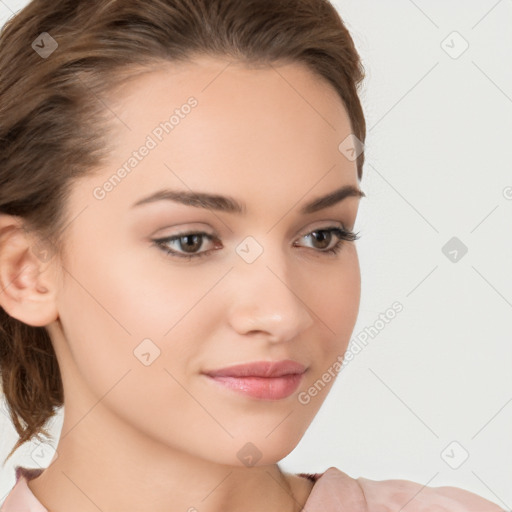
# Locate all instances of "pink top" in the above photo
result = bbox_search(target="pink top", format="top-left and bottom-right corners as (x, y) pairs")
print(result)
(1, 465), (504, 511)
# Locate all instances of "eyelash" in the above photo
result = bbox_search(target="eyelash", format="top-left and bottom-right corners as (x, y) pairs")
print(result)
(152, 226), (361, 261)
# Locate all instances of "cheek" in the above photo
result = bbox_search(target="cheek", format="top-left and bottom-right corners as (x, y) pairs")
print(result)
(55, 242), (220, 397)
(308, 247), (361, 346)
(55, 252), (214, 445)
(294, 254), (360, 415)
(61, 240), (212, 340)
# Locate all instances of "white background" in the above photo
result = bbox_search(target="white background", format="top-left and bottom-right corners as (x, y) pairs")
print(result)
(1, 0), (511, 508)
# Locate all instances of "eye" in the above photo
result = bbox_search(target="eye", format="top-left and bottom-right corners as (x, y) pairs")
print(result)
(295, 227), (360, 256)
(153, 231), (218, 260)
(152, 226), (360, 261)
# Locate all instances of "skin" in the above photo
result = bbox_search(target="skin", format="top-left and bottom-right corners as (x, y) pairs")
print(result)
(0, 56), (363, 512)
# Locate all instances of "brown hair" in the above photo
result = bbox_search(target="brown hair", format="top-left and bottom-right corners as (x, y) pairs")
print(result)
(0, 0), (366, 464)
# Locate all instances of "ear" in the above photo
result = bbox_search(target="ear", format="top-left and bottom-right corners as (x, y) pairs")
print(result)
(0, 214), (59, 327)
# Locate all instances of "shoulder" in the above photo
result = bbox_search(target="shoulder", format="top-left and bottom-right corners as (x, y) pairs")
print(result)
(357, 473), (504, 511)
(308, 467), (504, 512)
(0, 466), (47, 512)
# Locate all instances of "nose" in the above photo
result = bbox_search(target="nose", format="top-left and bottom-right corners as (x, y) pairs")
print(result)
(226, 255), (315, 343)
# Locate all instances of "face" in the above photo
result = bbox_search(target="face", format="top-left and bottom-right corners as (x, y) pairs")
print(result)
(47, 56), (363, 466)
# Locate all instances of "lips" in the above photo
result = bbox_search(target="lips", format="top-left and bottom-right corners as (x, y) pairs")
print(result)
(202, 360), (307, 400)
(203, 360), (307, 378)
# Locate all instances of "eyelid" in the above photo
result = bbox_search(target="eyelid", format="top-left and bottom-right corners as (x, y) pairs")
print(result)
(151, 220), (359, 261)
(296, 220), (348, 237)
(152, 220), (349, 242)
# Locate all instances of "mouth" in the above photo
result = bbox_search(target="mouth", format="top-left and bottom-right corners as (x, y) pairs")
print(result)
(203, 359), (307, 378)
(203, 373), (306, 400)
(202, 360), (307, 400)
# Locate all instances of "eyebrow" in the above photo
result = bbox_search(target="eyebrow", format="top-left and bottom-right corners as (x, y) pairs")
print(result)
(131, 184), (365, 215)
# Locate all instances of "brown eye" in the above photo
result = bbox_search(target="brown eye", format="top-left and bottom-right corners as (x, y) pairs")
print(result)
(153, 231), (217, 260)
(307, 230), (334, 250)
(295, 227), (360, 256)
(153, 227), (360, 261)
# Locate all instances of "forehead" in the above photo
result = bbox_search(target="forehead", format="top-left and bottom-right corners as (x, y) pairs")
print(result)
(73, 56), (358, 216)
(106, 56), (352, 150)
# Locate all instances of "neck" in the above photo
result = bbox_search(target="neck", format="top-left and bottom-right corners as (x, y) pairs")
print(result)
(25, 409), (313, 512)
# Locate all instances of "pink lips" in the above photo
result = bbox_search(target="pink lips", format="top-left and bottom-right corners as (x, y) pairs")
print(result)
(203, 360), (307, 400)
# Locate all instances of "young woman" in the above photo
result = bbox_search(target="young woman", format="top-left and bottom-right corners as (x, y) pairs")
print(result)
(0, 0), (504, 510)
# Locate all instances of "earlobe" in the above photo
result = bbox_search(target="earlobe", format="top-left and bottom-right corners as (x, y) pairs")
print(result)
(0, 214), (59, 327)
